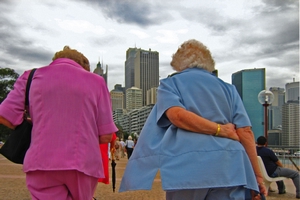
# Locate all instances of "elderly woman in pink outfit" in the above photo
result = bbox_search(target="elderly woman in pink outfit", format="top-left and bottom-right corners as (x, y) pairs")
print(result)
(0, 46), (118, 200)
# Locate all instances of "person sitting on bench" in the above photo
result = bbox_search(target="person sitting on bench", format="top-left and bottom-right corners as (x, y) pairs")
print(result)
(256, 136), (300, 198)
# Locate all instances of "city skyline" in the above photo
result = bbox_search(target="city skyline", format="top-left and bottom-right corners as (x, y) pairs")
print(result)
(0, 0), (298, 91)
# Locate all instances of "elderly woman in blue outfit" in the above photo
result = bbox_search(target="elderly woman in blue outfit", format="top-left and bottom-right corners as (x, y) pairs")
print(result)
(119, 39), (267, 200)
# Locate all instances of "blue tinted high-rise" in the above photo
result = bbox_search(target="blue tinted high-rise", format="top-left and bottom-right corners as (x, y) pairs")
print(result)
(232, 68), (266, 140)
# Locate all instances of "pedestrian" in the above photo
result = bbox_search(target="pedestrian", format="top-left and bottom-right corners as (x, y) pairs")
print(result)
(0, 46), (118, 200)
(133, 138), (138, 147)
(114, 137), (121, 160)
(125, 136), (134, 159)
(120, 139), (126, 158)
(256, 136), (300, 198)
(120, 39), (266, 200)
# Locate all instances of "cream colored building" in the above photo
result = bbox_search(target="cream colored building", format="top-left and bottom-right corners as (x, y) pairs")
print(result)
(110, 90), (124, 111)
(146, 87), (157, 105)
(126, 87), (142, 111)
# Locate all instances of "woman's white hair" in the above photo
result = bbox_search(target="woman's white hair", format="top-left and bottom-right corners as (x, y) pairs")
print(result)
(170, 39), (215, 72)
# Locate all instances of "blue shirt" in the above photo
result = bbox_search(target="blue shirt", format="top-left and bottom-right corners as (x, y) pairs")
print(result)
(119, 68), (258, 192)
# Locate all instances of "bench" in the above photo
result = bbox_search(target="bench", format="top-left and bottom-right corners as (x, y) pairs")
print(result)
(257, 156), (288, 191)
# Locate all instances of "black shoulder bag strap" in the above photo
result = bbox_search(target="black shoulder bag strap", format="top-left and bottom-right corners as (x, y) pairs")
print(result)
(24, 68), (37, 119)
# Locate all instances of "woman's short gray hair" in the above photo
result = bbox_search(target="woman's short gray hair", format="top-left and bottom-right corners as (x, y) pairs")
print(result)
(170, 39), (215, 72)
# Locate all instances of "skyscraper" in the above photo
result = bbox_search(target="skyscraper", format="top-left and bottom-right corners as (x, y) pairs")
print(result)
(125, 47), (159, 106)
(93, 61), (108, 84)
(232, 68), (266, 140)
(282, 101), (299, 146)
(267, 87), (285, 145)
(282, 81), (299, 146)
(285, 81), (299, 103)
(269, 87), (285, 129)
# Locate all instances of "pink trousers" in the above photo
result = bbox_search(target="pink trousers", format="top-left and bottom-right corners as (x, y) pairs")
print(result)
(26, 170), (98, 200)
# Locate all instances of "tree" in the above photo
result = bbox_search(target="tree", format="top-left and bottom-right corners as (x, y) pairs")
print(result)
(0, 68), (19, 102)
(115, 123), (127, 140)
(0, 68), (19, 141)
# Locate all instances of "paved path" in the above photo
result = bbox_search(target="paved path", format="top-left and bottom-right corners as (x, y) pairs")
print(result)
(0, 154), (298, 199)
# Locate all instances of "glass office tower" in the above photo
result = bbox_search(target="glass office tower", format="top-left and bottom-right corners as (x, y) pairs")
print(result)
(125, 48), (159, 107)
(232, 68), (266, 140)
(269, 87), (285, 130)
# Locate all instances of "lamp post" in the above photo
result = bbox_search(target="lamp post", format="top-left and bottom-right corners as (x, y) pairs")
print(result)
(258, 90), (274, 146)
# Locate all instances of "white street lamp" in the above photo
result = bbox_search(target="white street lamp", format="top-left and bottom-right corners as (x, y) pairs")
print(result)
(258, 90), (274, 146)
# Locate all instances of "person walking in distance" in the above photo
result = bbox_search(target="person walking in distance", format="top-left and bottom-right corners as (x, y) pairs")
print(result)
(114, 137), (121, 160)
(125, 136), (134, 159)
(120, 139), (126, 158)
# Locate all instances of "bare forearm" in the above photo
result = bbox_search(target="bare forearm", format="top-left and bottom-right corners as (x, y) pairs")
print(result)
(0, 116), (15, 129)
(237, 127), (267, 195)
(166, 107), (239, 141)
(99, 133), (113, 144)
(166, 107), (217, 134)
(276, 160), (283, 167)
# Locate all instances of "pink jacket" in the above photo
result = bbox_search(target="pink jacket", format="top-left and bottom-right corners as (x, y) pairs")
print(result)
(0, 58), (118, 178)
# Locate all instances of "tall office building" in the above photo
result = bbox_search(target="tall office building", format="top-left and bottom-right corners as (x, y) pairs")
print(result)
(282, 101), (299, 146)
(269, 87), (285, 129)
(285, 81), (299, 103)
(232, 68), (266, 140)
(126, 87), (143, 111)
(93, 61), (108, 84)
(281, 81), (299, 146)
(267, 87), (285, 145)
(125, 47), (159, 106)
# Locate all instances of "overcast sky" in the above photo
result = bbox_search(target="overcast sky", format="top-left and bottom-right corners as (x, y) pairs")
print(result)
(0, 0), (298, 91)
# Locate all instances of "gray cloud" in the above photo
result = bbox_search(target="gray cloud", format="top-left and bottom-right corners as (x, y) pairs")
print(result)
(177, 4), (244, 36)
(6, 45), (52, 64)
(260, 0), (298, 13)
(178, 0), (298, 64)
(0, 0), (15, 12)
(73, 0), (173, 27)
(202, 0), (299, 84)
(0, 1), (53, 69)
(89, 35), (126, 47)
(235, 1), (299, 73)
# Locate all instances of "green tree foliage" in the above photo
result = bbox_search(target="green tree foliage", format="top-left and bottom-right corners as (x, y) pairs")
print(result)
(115, 123), (127, 139)
(0, 68), (19, 102)
(0, 68), (19, 141)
